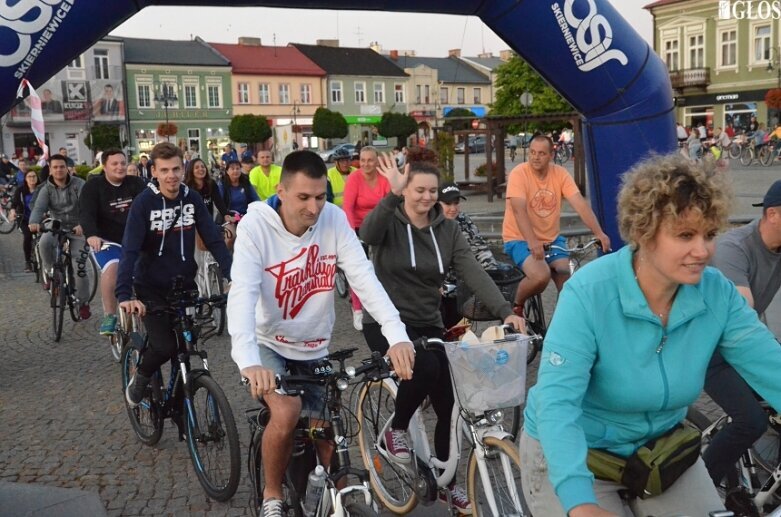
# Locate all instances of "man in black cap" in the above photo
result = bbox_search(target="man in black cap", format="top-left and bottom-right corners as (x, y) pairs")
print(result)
(701, 179), (781, 489)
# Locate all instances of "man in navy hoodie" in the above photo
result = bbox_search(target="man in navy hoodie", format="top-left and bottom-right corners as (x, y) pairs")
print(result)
(117, 142), (232, 407)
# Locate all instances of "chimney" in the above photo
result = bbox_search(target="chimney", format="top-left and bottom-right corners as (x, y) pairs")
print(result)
(390, 50), (399, 61)
(477, 52), (493, 58)
(448, 48), (461, 58)
(499, 49), (514, 61)
(238, 37), (261, 46)
(316, 39), (339, 48)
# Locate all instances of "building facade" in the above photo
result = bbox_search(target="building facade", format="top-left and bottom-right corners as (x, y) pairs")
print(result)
(209, 38), (326, 152)
(2, 37), (127, 165)
(294, 42), (409, 146)
(123, 37), (232, 164)
(647, 0), (781, 132)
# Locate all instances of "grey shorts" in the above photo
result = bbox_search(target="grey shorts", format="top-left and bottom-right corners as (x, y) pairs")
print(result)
(259, 346), (328, 418)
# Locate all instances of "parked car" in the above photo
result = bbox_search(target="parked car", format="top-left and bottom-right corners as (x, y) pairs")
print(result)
(319, 143), (358, 163)
(454, 136), (487, 154)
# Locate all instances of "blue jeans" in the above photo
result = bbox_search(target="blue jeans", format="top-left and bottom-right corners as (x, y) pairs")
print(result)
(702, 350), (768, 485)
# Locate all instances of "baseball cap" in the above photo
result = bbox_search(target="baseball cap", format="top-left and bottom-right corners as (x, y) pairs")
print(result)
(439, 182), (465, 203)
(752, 180), (781, 208)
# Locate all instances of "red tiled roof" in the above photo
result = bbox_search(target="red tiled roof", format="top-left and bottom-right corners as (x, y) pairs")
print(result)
(209, 42), (326, 76)
(643, 0), (688, 9)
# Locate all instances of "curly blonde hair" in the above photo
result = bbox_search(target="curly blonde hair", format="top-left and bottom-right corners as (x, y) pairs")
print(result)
(617, 153), (732, 248)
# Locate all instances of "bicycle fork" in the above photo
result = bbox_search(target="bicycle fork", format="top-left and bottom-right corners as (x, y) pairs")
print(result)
(472, 428), (524, 517)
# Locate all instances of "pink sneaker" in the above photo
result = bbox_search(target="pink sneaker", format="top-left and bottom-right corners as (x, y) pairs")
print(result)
(439, 483), (473, 514)
(383, 428), (411, 463)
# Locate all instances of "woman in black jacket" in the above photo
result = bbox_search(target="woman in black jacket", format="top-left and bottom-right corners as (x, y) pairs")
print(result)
(10, 169), (40, 271)
(184, 158), (229, 222)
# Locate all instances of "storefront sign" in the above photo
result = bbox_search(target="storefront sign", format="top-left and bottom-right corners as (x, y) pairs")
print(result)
(343, 115), (382, 124)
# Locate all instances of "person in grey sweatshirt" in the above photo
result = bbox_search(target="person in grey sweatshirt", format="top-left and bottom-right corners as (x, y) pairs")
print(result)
(359, 154), (524, 512)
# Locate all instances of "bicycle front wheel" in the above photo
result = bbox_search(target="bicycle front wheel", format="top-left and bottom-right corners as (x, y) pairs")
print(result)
(86, 254), (99, 303)
(759, 145), (775, 166)
(356, 380), (418, 514)
(335, 269), (349, 299)
(51, 269), (65, 342)
(523, 295), (546, 364)
(185, 373), (241, 501)
(739, 147), (754, 167)
(207, 263), (226, 335)
(467, 436), (529, 517)
(121, 341), (164, 445)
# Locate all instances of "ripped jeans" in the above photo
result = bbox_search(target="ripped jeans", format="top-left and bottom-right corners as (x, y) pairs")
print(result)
(519, 431), (723, 517)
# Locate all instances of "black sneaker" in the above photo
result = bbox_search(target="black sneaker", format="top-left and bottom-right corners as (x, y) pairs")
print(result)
(126, 372), (150, 408)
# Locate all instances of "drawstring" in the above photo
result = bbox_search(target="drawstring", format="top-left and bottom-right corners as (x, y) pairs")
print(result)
(179, 200), (185, 262)
(406, 224), (416, 269)
(429, 227), (444, 274)
(157, 197), (166, 256)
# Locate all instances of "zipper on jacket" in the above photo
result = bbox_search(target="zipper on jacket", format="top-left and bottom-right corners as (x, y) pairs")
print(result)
(655, 334), (668, 354)
(657, 351), (670, 410)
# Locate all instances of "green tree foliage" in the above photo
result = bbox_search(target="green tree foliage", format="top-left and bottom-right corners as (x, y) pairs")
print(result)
(491, 55), (573, 132)
(84, 124), (124, 151)
(433, 131), (455, 182)
(377, 112), (418, 145)
(312, 107), (348, 140)
(228, 114), (272, 146)
(443, 107), (477, 131)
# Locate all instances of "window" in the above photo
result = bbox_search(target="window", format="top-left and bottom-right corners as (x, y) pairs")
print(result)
(394, 83), (405, 103)
(183, 82), (198, 108)
(354, 81), (366, 103)
(416, 85), (421, 104)
(279, 83), (290, 104)
(258, 83), (270, 104)
(207, 83), (222, 108)
(330, 80), (343, 103)
(473, 88), (482, 104)
(94, 49), (109, 79)
(300, 83), (312, 104)
(663, 39), (679, 71)
(373, 82), (385, 104)
(158, 80), (178, 109)
(424, 85), (430, 104)
(457, 88), (465, 104)
(720, 28), (737, 67)
(69, 55), (83, 68)
(237, 82), (249, 104)
(440, 86), (448, 103)
(688, 33), (704, 68)
(137, 83), (151, 108)
(754, 24), (771, 62)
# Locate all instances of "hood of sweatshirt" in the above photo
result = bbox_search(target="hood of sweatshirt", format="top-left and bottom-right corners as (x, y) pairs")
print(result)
(247, 197), (319, 248)
(392, 198), (447, 275)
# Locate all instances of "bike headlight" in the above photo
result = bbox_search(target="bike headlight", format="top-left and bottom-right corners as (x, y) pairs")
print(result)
(345, 366), (356, 379)
(336, 378), (349, 391)
(486, 409), (503, 424)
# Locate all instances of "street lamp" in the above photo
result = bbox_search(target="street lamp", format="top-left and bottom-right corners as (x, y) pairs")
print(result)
(292, 101), (301, 149)
(767, 46), (781, 88)
(154, 82), (178, 141)
(519, 91), (533, 161)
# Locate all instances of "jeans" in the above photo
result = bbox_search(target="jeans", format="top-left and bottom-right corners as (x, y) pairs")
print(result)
(703, 350), (768, 485)
(38, 231), (90, 303)
(135, 285), (181, 378)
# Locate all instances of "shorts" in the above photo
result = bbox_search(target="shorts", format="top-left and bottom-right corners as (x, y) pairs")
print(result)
(258, 345), (328, 417)
(504, 235), (569, 268)
(92, 242), (122, 272)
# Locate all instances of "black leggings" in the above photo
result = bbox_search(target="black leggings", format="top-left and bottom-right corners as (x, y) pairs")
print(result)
(363, 322), (454, 466)
(20, 219), (32, 263)
(135, 285), (181, 378)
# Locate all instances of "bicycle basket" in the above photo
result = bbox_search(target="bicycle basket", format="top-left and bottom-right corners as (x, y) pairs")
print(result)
(456, 263), (522, 321)
(444, 333), (529, 414)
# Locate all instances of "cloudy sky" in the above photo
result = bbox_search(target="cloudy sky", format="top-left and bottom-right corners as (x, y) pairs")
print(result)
(110, 1), (653, 57)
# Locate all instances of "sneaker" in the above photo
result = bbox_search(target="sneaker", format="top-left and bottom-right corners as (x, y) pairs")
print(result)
(352, 309), (363, 331)
(261, 498), (284, 517)
(439, 483), (473, 515)
(79, 302), (91, 321)
(24, 262), (32, 273)
(99, 314), (118, 335)
(383, 428), (411, 463)
(125, 372), (150, 408)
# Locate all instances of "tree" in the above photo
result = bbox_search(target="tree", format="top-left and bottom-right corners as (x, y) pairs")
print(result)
(84, 124), (124, 151)
(228, 114), (271, 147)
(312, 107), (348, 143)
(377, 112), (418, 146)
(443, 107), (477, 131)
(490, 55), (573, 133)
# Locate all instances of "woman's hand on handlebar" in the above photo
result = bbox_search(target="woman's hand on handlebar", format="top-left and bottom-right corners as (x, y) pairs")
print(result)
(241, 365), (277, 400)
(119, 299), (146, 317)
(503, 314), (525, 333)
(387, 341), (415, 381)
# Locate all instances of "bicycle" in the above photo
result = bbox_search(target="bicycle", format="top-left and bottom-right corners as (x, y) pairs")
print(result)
(107, 302), (145, 363)
(245, 347), (391, 516)
(357, 330), (531, 516)
(120, 277), (240, 501)
(0, 184), (18, 234)
(688, 404), (781, 516)
(335, 268), (350, 299)
(39, 219), (91, 341)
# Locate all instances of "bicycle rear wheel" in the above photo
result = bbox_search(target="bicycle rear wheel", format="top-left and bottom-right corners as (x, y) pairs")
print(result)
(85, 254), (99, 303)
(740, 147), (754, 167)
(356, 380), (418, 514)
(0, 206), (16, 234)
(207, 263), (226, 335)
(523, 295), (546, 364)
(335, 269), (349, 299)
(51, 269), (65, 342)
(185, 373), (241, 501)
(466, 436), (529, 516)
(121, 341), (164, 445)
(759, 145), (775, 166)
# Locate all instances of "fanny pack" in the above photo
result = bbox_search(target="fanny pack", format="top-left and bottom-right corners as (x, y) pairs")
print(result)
(586, 423), (702, 499)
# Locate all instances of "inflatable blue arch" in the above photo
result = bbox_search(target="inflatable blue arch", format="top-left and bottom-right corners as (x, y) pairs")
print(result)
(0, 0), (676, 244)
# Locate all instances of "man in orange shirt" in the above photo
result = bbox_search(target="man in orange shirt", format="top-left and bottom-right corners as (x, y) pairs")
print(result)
(503, 135), (610, 316)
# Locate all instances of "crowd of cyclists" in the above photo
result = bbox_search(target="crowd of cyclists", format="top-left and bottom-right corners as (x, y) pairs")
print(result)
(677, 116), (781, 166)
(2, 131), (781, 517)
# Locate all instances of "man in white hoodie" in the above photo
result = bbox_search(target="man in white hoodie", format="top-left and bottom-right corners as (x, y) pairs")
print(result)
(228, 150), (414, 516)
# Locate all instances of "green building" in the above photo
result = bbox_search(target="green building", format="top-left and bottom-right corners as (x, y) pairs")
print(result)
(647, 0), (781, 132)
(122, 36), (232, 164)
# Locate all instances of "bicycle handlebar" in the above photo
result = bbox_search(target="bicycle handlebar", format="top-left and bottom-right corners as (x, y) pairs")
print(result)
(543, 238), (602, 254)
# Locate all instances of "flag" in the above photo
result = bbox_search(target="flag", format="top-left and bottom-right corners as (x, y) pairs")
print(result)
(16, 79), (49, 160)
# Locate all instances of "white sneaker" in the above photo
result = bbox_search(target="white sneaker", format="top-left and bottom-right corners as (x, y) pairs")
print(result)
(352, 310), (363, 331)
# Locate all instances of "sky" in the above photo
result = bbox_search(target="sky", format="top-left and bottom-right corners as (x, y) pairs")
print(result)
(109, 1), (653, 57)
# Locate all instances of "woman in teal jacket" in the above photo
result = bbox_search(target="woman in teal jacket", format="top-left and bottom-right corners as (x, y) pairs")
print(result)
(520, 154), (781, 517)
